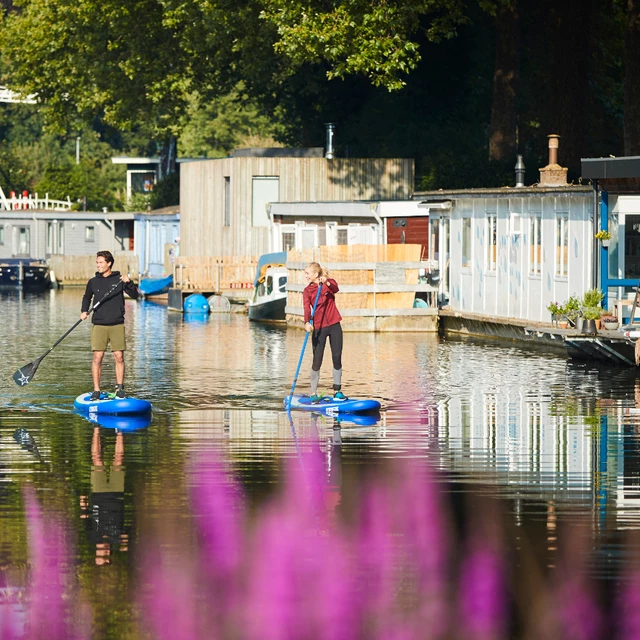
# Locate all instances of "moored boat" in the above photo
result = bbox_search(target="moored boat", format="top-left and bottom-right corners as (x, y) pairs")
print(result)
(0, 258), (50, 292)
(139, 274), (173, 297)
(248, 252), (287, 322)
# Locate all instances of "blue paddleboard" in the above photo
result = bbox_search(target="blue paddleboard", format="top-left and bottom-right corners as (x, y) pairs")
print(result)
(80, 411), (152, 432)
(285, 394), (381, 414)
(74, 393), (152, 416)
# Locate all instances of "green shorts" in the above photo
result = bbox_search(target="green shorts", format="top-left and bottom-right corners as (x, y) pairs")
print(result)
(92, 324), (126, 352)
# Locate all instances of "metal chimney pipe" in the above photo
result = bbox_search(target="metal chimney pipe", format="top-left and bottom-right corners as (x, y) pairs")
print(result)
(325, 123), (336, 159)
(515, 154), (525, 187)
(548, 134), (560, 165)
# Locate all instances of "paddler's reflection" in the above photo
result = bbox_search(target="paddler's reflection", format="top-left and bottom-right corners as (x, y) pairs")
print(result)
(80, 427), (128, 566)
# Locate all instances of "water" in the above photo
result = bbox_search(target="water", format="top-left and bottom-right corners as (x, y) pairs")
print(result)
(2, 289), (640, 636)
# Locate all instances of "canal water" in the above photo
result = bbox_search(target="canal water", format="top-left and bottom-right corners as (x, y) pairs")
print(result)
(2, 288), (640, 637)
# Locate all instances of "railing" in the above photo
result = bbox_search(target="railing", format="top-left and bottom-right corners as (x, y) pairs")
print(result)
(173, 256), (258, 292)
(0, 189), (72, 212)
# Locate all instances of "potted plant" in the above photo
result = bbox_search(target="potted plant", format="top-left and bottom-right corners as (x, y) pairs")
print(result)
(547, 301), (562, 326)
(594, 230), (612, 248)
(601, 314), (619, 330)
(582, 288), (605, 308)
(565, 295), (581, 328)
(582, 306), (601, 334)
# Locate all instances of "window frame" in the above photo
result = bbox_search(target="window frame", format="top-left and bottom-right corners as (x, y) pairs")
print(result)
(485, 214), (497, 273)
(555, 213), (569, 279)
(461, 217), (472, 270)
(529, 214), (542, 276)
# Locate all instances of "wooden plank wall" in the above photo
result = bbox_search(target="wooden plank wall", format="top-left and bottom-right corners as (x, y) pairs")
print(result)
(173, 256), (258, 291)
(286, 244), (424, 316)
(180, 157), (414, 258)
(49, 253), (139, 285)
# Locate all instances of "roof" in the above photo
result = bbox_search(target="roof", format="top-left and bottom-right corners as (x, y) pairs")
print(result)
(414, 185), (592, 200)
(111, 157), (160, 165)
(581, 156), (640, 179)
(232, 147), (324, 158)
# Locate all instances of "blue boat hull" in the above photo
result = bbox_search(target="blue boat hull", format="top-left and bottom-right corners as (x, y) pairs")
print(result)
(285, 394), (381, 414)
(139, 275), (173, 297)
(74, 393), (152, 415)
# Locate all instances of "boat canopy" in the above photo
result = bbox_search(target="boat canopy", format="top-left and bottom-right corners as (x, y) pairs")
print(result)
(253, 252), (287, 287)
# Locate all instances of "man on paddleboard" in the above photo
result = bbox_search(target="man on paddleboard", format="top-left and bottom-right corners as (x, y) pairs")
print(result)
(80, 250), (139, 400)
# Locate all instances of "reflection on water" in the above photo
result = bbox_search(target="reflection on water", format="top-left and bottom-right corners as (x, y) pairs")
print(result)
(5, 291), (640, 634)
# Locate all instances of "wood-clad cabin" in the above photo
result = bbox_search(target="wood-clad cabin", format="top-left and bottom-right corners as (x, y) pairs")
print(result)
(178, 149), (414, 259)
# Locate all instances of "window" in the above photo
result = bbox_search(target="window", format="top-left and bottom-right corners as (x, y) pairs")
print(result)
(85, 225), (95, 242)
(224, 177), (230, 227)
(17, 226), (30, 255)
(337, 229), (348, 246)
(57, 222), (64, 253)
(282, 232), (295, 252)
(486, 214), (497, 272)
(0, 225), (4, 245)
(555, 214), (568, 277)
(529, 215), (542, 275)
(462, 217), (471, 269)
(266, 275), (273, 296)
(278, 276), (287, 292)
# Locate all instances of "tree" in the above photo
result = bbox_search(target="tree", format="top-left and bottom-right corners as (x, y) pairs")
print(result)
(261, 0), (468, 91)
(625, 0), (640, 154)
(487, 0), (520, 162)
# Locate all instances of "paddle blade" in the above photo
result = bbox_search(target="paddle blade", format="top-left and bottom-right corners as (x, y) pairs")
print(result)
(12, 358), (43, 386)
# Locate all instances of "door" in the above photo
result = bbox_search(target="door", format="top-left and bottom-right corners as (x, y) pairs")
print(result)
(252, 177), (279, 227)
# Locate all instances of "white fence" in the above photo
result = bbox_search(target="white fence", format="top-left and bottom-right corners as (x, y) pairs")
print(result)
(0, 186), (71, 212)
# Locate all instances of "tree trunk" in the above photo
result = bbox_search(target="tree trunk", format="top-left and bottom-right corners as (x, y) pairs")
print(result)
(488, 1), (520, 162)
(625, 0), (640, 155)
(541, 0), (592, 175)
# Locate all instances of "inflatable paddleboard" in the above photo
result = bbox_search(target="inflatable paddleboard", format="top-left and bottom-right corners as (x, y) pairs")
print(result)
(285, 394), (381, 414)
(80, 411), (152, 432)
(74, 393), (152, 416)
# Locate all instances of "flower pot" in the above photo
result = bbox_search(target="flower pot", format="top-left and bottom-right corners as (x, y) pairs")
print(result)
(595, 319), (602, 330)
(601, 239), (610, 248)
(582, 319), (597, 335)
(603, 320), (619, 330)
(575, 317), (584, 332)
(559, 321), (569, 329)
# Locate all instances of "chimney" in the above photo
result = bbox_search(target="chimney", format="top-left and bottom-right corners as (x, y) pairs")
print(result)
(515, 154), (526, 187)
(325, 123), (336, 159)
(539, 134), (568, 186)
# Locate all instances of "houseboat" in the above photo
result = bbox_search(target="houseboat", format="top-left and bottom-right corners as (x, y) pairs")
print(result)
(0, 258), (50, 292)
(248, 252), (287, 322)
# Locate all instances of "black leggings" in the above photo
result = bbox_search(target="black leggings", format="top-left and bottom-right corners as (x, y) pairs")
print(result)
(311, 323), (343, 372)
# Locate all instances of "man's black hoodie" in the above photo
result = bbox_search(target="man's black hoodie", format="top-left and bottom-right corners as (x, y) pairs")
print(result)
(81, 271), (139, 325)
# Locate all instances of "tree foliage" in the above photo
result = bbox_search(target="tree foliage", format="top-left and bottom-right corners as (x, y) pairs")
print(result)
(261, 0), (468, 90)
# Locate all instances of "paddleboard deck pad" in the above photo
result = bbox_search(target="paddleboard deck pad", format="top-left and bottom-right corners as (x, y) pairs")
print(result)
(286, 394), (380, 414)
(74, 393), (152, 416)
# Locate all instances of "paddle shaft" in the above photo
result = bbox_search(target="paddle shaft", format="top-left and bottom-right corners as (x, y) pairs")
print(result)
(288, 283), (322, 402)
(31, 279), (123, 361)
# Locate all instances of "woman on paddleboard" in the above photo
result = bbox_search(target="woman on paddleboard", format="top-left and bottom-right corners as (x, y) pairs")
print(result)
(303, 262), (346, 403)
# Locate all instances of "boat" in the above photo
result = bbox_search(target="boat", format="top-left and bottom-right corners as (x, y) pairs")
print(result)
(139, 274), (173, 297)
(248, 252), (288, 322)
(0, 258), (50, 292)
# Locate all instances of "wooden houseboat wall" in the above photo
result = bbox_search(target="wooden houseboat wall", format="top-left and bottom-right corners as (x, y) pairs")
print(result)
(179, 155), (414, 259)
(416, 187), (594, 323)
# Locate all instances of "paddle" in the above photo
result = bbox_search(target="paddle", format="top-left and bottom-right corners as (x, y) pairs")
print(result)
(285, 283), (323, 409)
(12, 279), (124, 386)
